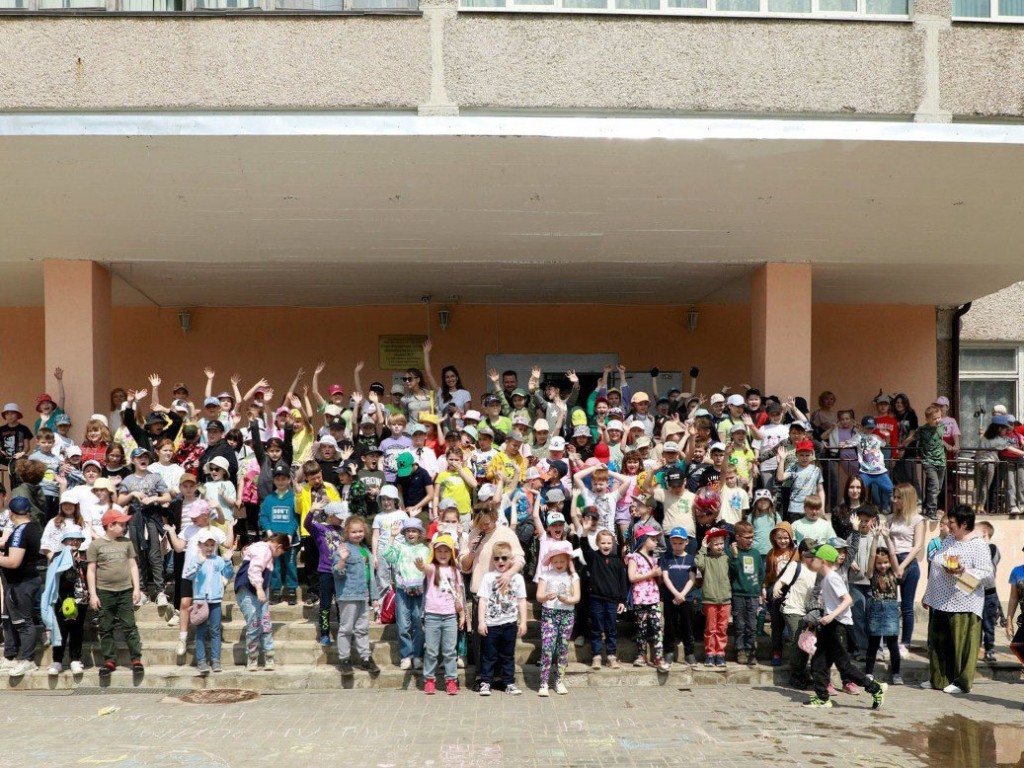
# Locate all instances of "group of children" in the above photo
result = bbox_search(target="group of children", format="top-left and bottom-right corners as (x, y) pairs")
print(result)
(0, 361), (999, 710)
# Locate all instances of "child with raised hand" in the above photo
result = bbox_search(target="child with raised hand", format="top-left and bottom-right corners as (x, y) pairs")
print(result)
(776, 441), (824, 523)
(536, 541), (580, 697)
(306, 501), (348, 646)
(572, 463), (629, 539)
(803, 544), (886, 710)
(627, 526), (671, 672)
(750, 489), (780, 556)
(372, 484), (408, 594)
(334, 516), (381, 676)
(417, 534), (466, 695)
(183, 531), (235, 676)
(683, 527), (732, 668)
(477, 540), (528, 696)
(581, 528), (628, 669)
(864, 524), (902, 685)
(235, 532), (289, 672)
(383, 517), (430, 671)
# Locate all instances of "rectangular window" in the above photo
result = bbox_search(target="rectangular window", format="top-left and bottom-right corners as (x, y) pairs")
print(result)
(960, 347), (1017, 374)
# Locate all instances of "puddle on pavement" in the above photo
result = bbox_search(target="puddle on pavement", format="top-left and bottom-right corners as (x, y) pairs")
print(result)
(883, 715), (1024, 767)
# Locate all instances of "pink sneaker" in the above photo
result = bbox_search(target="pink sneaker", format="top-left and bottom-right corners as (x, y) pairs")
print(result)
(446, 679), (458, 696)
(826, 682), (838, 696)
(843, 682), (862, 696)
(424, 679), (436, 695)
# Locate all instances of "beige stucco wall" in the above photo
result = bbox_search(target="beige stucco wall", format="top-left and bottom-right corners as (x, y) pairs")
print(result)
(0, 17), (432, 109)
(961, 281), (1024, 342)
(445, 16), (925, 113)
(940, 26), (1024, 118)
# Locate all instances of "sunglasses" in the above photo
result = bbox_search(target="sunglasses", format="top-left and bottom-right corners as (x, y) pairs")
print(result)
(493, 556), (510, 562)
(402, 376), (414, 382)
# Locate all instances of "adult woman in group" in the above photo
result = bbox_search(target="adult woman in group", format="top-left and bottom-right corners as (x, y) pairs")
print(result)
(888, 482), (925, 658)
(922, 504), (993, 694)
(892, 393), (920, 490)
(401, 348), (434, 425)
(832, 475), (876, 542)
(423, 340), (472, 424)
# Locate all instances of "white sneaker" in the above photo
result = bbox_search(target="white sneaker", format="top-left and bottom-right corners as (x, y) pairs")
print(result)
(898, 644), (910, 660)
(156, 592), (169, 608)
(134, 594), (150, 610)
(574, 636), (585, 647)
(555, 681), (569, 695)
(537, 685), (550, 697)
(176, 639), (187, 657)
(167, 612), (181, 628)
(47, 662), (62, 676)
(10, 660), (37, 676)
(920, 680), (934, 689)
(400, 658), (412, 671)
(0, 658), (15, 674)
(413, 657), (423, 670)
(69, 661), (85, 674)
(943, 684), (964, 694)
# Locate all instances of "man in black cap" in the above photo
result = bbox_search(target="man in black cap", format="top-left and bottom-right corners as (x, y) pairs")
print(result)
(122, 391), (184, 452)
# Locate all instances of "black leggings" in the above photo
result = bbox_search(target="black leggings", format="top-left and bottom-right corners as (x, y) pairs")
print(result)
(864, 634), (901, 676)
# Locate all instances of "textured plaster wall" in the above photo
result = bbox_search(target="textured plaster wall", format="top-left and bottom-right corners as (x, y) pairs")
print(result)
(961, 282), (1024, 341)
(0, 17), (432, 109)
(444, 16), (925, 114)
(939, 27), (1024, 118)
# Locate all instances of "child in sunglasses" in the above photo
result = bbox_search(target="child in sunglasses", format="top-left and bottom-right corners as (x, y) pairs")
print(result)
(476, 541), (528, 696)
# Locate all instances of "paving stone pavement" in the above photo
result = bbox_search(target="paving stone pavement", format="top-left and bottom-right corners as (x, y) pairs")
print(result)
(5, 678), (1024, 768)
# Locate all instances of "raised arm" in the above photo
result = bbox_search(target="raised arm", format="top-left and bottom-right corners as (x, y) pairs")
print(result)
(204, 367), (215, 401)
(148, 373), (162, 410)
(311, 361), (327, 409)
(422, 340), (440, 392)
(353, 361), (365, 402)
(53, 367), (66, 411)
(285, 367), (305, 405)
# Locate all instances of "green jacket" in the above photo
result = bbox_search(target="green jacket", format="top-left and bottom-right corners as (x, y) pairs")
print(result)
(694, 550), (732, 605)
(728, 546), (765, 598)
(382, 537), (430, 593)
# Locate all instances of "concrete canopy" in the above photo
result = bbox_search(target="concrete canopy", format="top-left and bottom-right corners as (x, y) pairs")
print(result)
(1, 114), (1022, 307)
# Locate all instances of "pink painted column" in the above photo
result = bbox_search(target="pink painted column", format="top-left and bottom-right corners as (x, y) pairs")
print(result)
(43, 261), (112, 430)
(750, 263), (812, 399)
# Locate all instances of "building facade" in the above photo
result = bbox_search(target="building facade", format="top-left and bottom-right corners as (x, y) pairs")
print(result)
(1, 0), (1023, 426)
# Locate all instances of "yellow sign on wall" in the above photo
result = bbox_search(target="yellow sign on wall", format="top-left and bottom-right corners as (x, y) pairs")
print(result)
(379, 335), (427, 370)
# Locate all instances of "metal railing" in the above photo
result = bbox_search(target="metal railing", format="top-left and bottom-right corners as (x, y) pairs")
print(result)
(459, 0), (908, 19)
(808, 449), (1022, 516)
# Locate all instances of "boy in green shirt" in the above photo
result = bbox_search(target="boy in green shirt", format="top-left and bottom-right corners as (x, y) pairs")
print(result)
(728, 520), (765, 666)
(914, 404), (946, 520)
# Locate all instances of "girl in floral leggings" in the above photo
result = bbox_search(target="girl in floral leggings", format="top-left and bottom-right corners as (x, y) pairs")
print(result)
(627, 526), (671, 672)
(536, 541), (580, 697)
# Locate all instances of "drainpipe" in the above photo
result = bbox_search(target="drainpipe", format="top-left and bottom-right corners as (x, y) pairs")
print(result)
(951, 302), (972, 423)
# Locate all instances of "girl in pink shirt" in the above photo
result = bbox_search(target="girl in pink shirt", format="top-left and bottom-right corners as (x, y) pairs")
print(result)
(416, 535), (465, 695)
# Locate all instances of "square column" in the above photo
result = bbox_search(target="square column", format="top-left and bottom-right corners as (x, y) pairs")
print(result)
(751, 263), (811, 399)
(44, 260), (112, 429)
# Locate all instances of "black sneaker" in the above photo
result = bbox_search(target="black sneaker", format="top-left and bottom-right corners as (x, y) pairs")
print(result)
(304, 594), (319, 608)
(270, 592), (283, 605)
(131, 660), (145, 675)
(360, 658), (381, 674)
(98, 661), (116, 678)
(984, 650), (997, 663)
(339, 660), (354, 676)
(286, 591), (297, 606)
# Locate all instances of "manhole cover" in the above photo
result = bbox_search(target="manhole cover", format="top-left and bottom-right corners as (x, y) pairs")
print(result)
(179, 689), (260, 705)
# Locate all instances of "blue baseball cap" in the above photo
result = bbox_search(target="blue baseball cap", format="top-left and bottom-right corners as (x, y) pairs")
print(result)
(9, 497), (30, 514)
(992, 415), (1011, 427)
(668, 527), (690, 540)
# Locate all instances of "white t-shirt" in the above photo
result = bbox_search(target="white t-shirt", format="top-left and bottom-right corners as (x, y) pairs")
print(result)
(887, 513), (923, 555)
(65, 484), (101, 537)
(180, 523), (227, 561)
(373, 510), (408, 552)
(478, 571), (527, 626)
(719, 486), (749, 525)
(779, 558), (818, 617)
(821, 569), (853, 625)
(150, 462), (185, 495)
(540, 570), (579, 611)
(41, 518), (92, 554)
(580, 487), (623, 535)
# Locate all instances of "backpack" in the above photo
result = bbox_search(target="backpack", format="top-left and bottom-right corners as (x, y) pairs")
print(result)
(378, 587), (397, 625)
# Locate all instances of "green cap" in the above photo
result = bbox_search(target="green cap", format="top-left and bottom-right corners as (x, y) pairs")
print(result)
(396, 451), (415, 478)
(814, 544), (839, 563)
(511, 388), (528, 399)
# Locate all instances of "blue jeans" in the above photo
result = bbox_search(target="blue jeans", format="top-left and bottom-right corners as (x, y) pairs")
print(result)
(237, 588), (274, 658)
(194, 602), (223, 664)
(896, 553), (920, 646)
(423, 612), (458, 681)
(396, 589), (425, 660)
(861, 471), (893, 513)
(271, 547), (299, 592)
(850, 583), (871, 654)
(589, 597), (618, 657)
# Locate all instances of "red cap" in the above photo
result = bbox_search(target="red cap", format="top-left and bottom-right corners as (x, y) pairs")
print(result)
(34, 393), (56, 412)
(101, 509), (132, 527)
(593, 443), (611, 463)
(795, 439), (815, 453)
(329, 384), (345, 396)
(703, 526), (729, 543)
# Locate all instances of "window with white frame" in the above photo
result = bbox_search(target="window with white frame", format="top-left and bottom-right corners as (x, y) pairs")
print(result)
(460, 0), (907, 17)
(954, 0), (1024, 20)
(959, 345), (1020, 446)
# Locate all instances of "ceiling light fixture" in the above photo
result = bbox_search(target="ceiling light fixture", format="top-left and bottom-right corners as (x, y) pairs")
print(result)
(179, 309), (192, 335)
(687, 306), (699, 333)
(438, 308), (451, 332)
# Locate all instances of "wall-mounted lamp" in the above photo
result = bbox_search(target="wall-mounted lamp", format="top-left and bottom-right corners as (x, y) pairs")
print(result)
(687, 306), (699, 333)
(437, 308), (451, 332)
(179, 309), (192, 335)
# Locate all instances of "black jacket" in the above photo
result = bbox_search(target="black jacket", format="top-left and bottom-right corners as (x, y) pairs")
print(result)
(580, 537), (629, 603)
